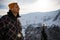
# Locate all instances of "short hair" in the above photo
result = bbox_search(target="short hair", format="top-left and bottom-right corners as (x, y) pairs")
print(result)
(8, 2), (17, 9)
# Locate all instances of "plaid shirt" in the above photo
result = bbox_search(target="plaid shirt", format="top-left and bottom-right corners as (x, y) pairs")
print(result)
(0, 10), (23, 40)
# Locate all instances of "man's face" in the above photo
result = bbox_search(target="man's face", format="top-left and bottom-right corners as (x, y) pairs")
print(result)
(12, 4), (20, 14)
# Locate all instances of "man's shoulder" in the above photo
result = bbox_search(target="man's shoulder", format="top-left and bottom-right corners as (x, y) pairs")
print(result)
(1, 15), (8, 18)
(0, 15), (9, 21)
(0, 15), (8, 30)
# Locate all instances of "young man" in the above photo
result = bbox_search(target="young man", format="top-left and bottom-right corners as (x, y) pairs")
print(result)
(0, 2), (23, 40)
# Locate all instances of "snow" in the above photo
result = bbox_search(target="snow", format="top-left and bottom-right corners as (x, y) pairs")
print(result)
(19, 9), (60, 27)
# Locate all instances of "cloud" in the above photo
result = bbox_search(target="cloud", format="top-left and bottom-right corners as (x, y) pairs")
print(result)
(0, 5), (7, 9)
(55, 0), (60, 5)
(18, 0), (37, 4)
(57, 0), (60, 5)
(0, 0), (38, 9)
(0, 5), (3, 9)
(0, 0), (60, 14)
(0, 0), (37, 5)
(0, 0), (17, 9)
(50, 0), (60, 5)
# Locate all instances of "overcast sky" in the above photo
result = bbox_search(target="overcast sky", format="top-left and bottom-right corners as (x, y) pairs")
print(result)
(0, 0), (60, 15)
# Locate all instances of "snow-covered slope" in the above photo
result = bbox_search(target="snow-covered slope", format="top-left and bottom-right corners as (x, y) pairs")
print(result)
(19, 9), (60, 36)
(19, 9), (60, 27)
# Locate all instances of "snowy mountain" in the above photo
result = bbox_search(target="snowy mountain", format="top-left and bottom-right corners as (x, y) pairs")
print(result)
(19, 9), (60, 39)
(19, 9), (60, 27)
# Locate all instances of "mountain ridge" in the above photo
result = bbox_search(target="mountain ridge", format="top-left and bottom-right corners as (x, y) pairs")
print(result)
(19, 9), (60, 26)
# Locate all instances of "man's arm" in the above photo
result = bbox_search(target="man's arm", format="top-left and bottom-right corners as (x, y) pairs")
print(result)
(0, 19), (5, 40)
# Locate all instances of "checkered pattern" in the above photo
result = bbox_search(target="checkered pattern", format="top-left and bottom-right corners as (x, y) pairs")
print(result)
(0, 15), (23, 40)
